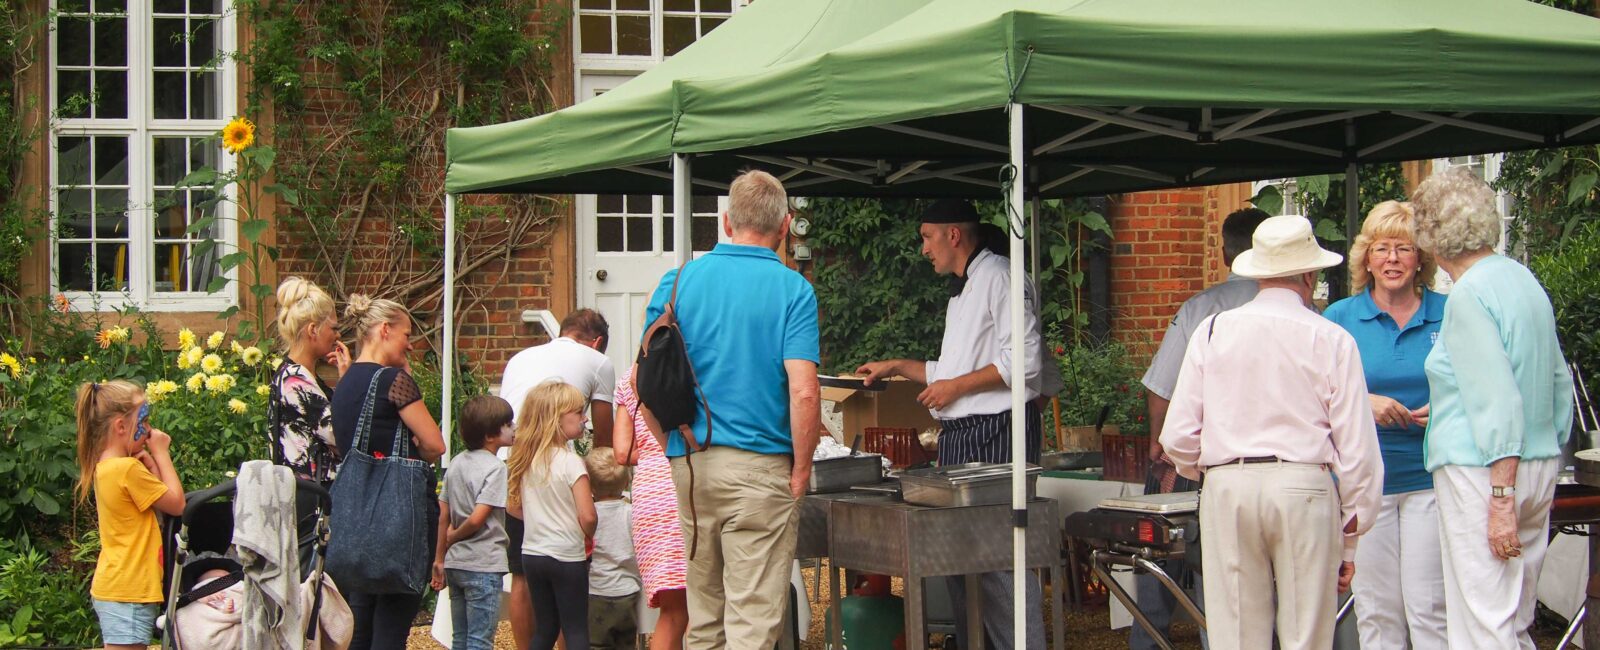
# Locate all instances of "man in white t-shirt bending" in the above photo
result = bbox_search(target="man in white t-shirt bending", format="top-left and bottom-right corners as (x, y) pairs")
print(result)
(497, 307), (616, 650)
(500, 308), (616, 443)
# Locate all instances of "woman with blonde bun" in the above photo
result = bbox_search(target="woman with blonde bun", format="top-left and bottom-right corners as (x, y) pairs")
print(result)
(270, 276), (350, 484)
(329, 293), (445, 650)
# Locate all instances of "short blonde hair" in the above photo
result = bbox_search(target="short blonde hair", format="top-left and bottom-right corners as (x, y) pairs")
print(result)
(727, 170), (788, 236)
(275, 276), (335, 351)
(583, 447), (631, 497)
(344, 293), (409, 352)
(1412, 166), (1502, 261)
(1348, 201), (1437, 295)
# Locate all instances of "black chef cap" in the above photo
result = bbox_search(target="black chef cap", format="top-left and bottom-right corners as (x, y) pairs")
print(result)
(921, 199), (980, 224)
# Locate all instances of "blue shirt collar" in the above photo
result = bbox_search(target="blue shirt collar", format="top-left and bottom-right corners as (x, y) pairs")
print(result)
(707, 242), (782, 262)
(1352, 287), (1446, 326)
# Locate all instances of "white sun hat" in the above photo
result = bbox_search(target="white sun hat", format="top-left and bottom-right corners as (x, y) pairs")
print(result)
(1231, 214), (1345, 279)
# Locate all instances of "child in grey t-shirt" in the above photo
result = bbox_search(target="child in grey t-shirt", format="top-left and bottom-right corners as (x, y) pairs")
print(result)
(432, 396), (514, 650)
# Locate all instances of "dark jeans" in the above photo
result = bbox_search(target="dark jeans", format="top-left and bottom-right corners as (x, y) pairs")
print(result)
(523, 554), (589, 650)
(346, 590), (424, 650)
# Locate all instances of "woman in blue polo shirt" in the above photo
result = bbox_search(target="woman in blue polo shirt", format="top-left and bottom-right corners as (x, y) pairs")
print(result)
(1322, 200), (1448, 650)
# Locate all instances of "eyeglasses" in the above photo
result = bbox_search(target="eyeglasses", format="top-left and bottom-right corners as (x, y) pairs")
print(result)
(1369, 244), (1417, 259)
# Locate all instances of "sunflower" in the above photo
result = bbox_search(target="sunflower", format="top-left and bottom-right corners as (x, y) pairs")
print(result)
(178, 328), (197, 350)
(221, 117), (255, 154)
(201, 353), (224, 374)
(227, 398), (249, 415)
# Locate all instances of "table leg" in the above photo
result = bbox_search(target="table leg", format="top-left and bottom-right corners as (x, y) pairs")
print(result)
(965, 574), (984, 650)
(1585, 528), (1600, 648)
(1050, 564), (1066, 650)
(905, 576), (925, 650)
(830, 562), (844, 650)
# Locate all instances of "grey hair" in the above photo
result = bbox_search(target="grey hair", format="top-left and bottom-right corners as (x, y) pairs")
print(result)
(727, 170), (788, 236)
(1412, 166), (1501, 260)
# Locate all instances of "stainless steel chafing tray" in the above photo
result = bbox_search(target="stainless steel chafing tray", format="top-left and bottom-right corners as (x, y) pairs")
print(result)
(808, 453), (884, 494)
(898, 462), (1042, 507)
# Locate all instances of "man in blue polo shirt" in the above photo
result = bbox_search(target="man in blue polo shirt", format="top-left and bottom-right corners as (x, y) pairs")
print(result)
(644, 169), (821, 650)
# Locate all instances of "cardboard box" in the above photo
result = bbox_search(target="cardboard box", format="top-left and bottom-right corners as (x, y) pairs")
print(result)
(820, 377), (939, 448)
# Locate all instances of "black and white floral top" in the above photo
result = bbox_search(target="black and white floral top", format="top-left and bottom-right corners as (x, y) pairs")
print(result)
(269, 361), (340, 483)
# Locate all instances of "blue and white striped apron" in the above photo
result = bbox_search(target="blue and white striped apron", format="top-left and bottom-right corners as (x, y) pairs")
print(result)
(936, 401), (1043, 466)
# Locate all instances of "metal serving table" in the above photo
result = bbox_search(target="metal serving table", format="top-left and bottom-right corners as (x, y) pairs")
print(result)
(825, 496), (1065, 650)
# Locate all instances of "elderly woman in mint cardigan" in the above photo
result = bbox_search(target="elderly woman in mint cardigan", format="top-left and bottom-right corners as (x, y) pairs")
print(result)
(1412, 166), (1574, 650)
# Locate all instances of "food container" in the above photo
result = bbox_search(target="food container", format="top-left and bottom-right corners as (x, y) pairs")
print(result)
(899, 462), (1042, 507)
(1575, 449), (1600, 488)
(808, 453), (885, 494)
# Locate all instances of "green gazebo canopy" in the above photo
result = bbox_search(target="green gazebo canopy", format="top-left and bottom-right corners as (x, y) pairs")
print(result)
(446, 0), (1600, 198)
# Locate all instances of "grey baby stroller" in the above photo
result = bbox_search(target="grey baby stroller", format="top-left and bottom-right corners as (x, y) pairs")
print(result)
(159, 476), (347, 649)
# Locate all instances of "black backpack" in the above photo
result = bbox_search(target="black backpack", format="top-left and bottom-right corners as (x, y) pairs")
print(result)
(635, 259), (712, 452)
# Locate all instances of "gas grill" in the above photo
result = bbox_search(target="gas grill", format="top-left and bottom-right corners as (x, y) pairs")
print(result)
(1063, 493), (1204, 650)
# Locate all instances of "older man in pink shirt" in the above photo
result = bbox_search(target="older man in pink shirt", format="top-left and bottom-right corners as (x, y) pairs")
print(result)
(1159, 214), (1384, 650)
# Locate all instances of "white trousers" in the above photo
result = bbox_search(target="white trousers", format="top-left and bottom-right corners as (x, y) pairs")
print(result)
(1200, 462), (1340, 650)
(1434, 458), (1558, 650)
(1351, 489), (1449, 649)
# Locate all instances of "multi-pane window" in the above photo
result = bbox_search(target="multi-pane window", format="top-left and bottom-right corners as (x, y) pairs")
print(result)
(576, 0), (736, 60)
(51, 0), (235, 310)
(595, 194), (718, 254)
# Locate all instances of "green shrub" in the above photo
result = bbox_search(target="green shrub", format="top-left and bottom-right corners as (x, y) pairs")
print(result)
(1530, 222), (1600, 387)
(1049, 341), (1150, 440)
(0, 302), (487, 645)
(0, 531), (100, 648)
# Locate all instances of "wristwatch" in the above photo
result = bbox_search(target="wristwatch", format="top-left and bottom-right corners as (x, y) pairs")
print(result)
(1491, 485), (1516, 498)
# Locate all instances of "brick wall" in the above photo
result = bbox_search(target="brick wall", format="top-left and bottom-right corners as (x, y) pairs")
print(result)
(1107, 188), (1211, 356)
(265, 3), (575, 379)
(1106, 182), (1259, 359)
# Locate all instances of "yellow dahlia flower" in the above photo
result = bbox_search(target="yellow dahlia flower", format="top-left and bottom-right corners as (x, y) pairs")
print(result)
(201, 353), (224, 374)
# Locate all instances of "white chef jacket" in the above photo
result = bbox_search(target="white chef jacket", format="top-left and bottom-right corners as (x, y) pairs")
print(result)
(924, 249), (1043, 419)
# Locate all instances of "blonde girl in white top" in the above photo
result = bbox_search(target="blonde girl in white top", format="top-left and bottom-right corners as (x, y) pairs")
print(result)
(507, 381), (596, 650)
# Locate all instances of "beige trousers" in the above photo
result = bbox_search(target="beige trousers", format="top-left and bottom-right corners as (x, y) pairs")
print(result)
(1200, 462), (1341, 650)
(670, 446), (798, 650)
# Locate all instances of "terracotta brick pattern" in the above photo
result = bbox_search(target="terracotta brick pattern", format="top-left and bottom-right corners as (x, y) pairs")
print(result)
(1108, 185), (1249, 359)
(261, 4), (575, 379)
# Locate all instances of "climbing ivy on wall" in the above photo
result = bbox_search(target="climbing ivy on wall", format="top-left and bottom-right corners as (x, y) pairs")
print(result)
(235, 0), (569, 343)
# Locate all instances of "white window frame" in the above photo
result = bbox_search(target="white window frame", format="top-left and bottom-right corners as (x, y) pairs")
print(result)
(49, 0), (239, 312)
(573, 0), (746, 72)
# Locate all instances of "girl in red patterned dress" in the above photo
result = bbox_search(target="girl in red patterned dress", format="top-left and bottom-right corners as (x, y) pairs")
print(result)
(612, 366), (688, 650)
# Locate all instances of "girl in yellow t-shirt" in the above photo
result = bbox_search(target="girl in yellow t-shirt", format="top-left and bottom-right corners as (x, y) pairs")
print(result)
(74, 380), (186, 649)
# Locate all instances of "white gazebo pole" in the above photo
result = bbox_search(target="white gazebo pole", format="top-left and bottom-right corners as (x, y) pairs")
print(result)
(442, 192), (456, 464)
(1007, 101), (1028, 647)
(672, 154), (692, 266)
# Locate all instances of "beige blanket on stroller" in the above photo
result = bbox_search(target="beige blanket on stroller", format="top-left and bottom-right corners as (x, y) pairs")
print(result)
(170, 573), (353, 650)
